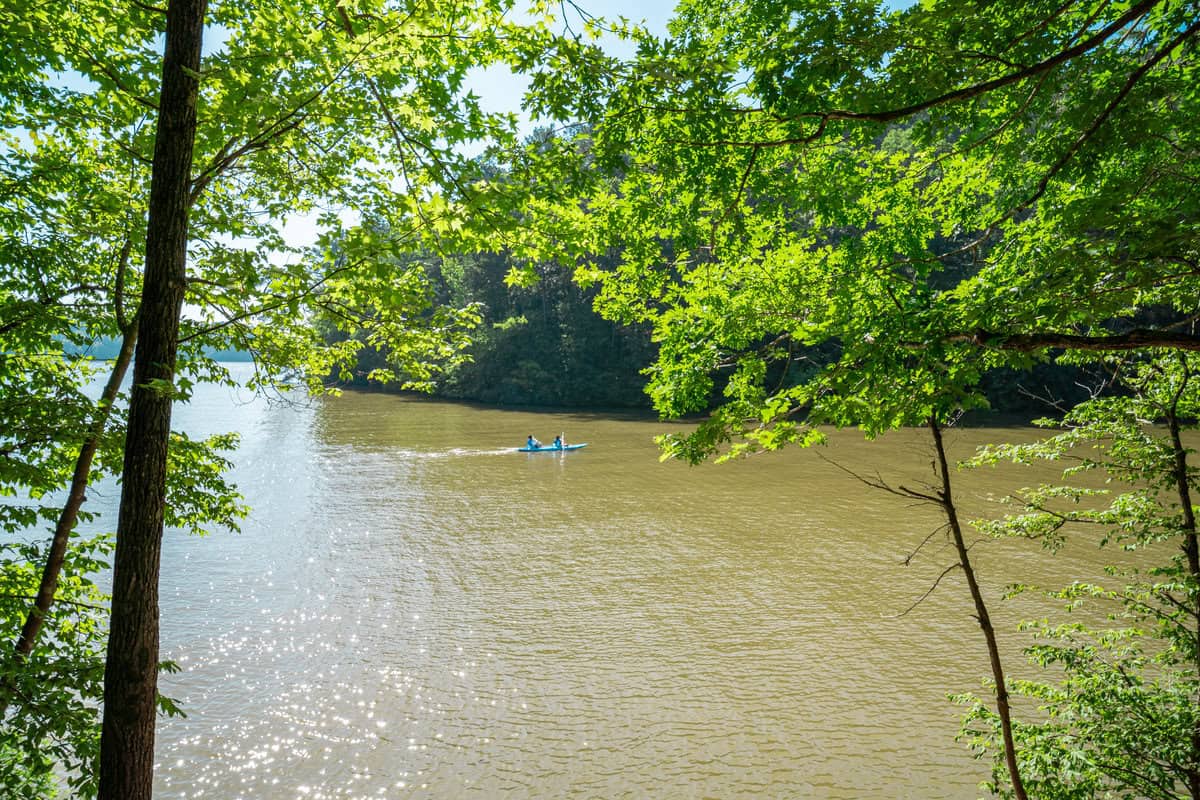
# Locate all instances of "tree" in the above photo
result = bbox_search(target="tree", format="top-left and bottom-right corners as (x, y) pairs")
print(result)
(338, 245), (659, 407)
(0, 67), (245, 790)
(97, 3), (205, 794)
(1, 0), (567, 794)
(961, 353), (1200, 799)
(497, 0), (1200, 795)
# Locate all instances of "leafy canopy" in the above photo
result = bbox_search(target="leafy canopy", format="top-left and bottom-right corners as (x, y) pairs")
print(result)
(503, 0), (1200, 458)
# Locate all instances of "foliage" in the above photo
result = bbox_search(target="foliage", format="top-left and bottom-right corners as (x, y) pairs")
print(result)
(0, 536), (110, 799)
(435, 250), (657, 407)
(960, 353), (1200, 798)
(503, 0), (1199, 455)
(338, 246), (659, 407)
(0, 0), (574, 793)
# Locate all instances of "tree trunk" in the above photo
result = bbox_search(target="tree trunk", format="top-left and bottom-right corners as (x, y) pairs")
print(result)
(98, 1), (205, 797)
(1164, 374), (1200, 800)
(13, 327), (136, 661)
(928, 417), (1027, 800)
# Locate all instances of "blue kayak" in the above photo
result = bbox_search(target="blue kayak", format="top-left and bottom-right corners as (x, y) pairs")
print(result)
(517, 443), (588, 452)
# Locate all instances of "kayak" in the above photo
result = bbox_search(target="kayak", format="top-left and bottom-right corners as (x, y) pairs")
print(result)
(517, 443), (588, 452)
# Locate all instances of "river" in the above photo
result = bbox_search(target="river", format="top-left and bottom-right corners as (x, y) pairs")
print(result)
(130, 366), (1124, 799)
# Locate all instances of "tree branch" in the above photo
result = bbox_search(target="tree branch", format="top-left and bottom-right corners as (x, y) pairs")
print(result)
(1017, 16), (1200, 212)
(675, 0), (1164, 149)
(885, 562), (961, 618)
(954, 328), (1200, 353)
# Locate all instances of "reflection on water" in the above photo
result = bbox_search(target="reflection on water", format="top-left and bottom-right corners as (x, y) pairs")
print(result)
(142, 370), (1128, 798)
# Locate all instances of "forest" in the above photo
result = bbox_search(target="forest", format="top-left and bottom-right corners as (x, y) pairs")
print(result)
(2, 0), (1198, 798)
(333, 161), (1110, 416)
(329, 246), (660, 408)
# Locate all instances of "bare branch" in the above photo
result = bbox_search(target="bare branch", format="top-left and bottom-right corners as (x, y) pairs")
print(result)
(903, 522), (951, 566)
(814, 451), (941, 503)
(885, 562), (961, 618)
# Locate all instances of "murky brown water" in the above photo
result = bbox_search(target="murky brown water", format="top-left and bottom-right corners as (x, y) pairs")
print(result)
(149, 372), (1132, 798)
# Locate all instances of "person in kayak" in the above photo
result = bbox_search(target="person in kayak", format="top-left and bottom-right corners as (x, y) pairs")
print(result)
(552, 434), (564, 449)
(526, 434), (542, 448)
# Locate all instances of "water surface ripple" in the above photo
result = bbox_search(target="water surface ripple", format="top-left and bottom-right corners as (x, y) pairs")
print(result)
(146, 377), (1128, 798)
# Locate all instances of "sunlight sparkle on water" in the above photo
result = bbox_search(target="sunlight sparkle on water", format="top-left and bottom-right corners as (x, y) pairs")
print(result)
(151, 373), (1087, 799)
